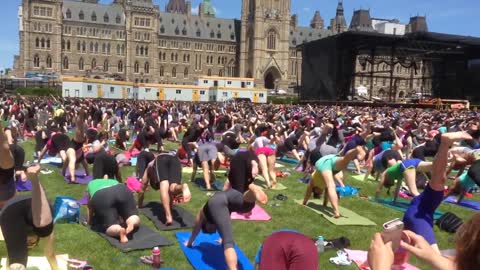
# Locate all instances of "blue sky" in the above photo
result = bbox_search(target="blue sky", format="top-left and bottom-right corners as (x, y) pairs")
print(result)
(1, 0), (479, 71)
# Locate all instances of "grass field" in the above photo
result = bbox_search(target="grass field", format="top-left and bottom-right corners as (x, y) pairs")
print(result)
(1, 139), (477, 270)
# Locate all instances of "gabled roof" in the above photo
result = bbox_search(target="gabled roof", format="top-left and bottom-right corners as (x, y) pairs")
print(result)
(290, 27), (332, 47)
(63, 0), (125, 26)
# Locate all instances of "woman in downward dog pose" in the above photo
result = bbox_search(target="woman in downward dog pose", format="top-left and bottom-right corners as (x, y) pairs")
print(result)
(303, 145), (366, 218)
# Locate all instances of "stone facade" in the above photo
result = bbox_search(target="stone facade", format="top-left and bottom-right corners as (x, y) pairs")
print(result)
(14, 0), (340, 91)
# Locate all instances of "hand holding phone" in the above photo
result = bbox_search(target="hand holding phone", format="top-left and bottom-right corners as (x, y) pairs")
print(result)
(381, 218), (404, 252)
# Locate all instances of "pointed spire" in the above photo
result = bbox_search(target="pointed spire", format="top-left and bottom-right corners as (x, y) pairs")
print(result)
(166, 0), (187, 14)
(310, 11), (324, 29)
(336, 0), (344, 16)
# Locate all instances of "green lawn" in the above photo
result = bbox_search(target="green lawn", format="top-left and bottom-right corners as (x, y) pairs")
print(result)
(1, 140), (477, 270)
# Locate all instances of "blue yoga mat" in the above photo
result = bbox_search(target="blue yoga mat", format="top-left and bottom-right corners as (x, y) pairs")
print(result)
(277, 157), (299, 165)
(175, 231), (253, 270)
(444, 196), (480, 211)
(193, 178), (224, 191)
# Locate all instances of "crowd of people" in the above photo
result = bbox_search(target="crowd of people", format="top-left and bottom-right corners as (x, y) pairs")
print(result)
(0, 94), (479, 270)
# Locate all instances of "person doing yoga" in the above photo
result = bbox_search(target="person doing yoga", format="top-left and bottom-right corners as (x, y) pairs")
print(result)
(0, 126), (58, 270)
(303, 145), (366, 218)
(190, 142), (218, 191)
(86, 179), (140, 244)
(184, 188), (267, 270)
(445, 159), (480, 204)
(137, 153), (191, 225)
(375, 158), (433, 204)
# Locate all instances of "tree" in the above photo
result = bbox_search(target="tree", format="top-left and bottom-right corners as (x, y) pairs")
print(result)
(4, 68), (11, 75)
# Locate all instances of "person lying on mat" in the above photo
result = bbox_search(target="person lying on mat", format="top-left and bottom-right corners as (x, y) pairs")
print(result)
(445, 159), (480, 204)
(1, 126), (58, 270)
(137, 153), (191, 226)
(368, 214), (480, 270)
(254, 231), (318, 270)
(86, 179), (140, 243)
(92, 141), (122, 182)
(190, 142), (218, 191)
(184, 188), (267, 270)
(303, 145), (366, 218)
(401, 132), (472, 254)
(375, 158), (434, 204)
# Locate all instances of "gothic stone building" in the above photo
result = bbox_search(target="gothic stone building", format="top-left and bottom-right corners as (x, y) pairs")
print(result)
(14, 0), (350, 91)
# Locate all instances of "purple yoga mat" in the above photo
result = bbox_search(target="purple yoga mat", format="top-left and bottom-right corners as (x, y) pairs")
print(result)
(77, 192), (89, 205)
(16, 179), (32, 192)
(64, 170), (93, 185)
(444, 196), (480, 211)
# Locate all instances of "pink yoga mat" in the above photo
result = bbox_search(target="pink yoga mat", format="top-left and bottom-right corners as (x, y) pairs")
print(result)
(344, 249), (419, 270)
(231, 205), (271, 221)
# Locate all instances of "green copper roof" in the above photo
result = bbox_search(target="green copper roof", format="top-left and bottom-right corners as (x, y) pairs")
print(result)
(203, 0), (215, 17)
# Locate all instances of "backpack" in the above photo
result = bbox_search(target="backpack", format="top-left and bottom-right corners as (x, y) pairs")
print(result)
(53, 196), (80, 224)
(436, 212), (463, 233)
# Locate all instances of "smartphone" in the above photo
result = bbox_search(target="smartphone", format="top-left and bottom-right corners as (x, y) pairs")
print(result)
(381, 218), (404, 252)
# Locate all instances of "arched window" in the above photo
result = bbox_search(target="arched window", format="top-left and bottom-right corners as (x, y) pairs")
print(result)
(144, 62), (149, 74)
(162, 52), (166, 61)
(46, 55), (52, 68)
(196, 29), (201, 37)
(117, 44), (120, 55)
(116, 14), (121, 24)
(82, 42), (86, 52)
(117, 60), (123, 72)
(77, 41), (81, 51)
(91, 12), (97, 22)
(145, 47), (148, 56)
(102, 43), (106, 53)
(103, 59), (109, 72)
(91, 58), (96, 68)
(184, 67), (188, 78)
(94, 43), (98, 53)
(187, 54), (190, 62)
(158, 51), (162, 60)
(171, 53), (174, 61)
(61, 39), (65, 50)
(136, 45), (139, 56)
(140, 46), (144, 56)
(183, 54), (186, 62)
(175, 53), (178, 62)
(46, 39), (50, 49)
(121, 44), (125, 55)
(219, 69), (223, 77)
(218, 56), (221, 64)
(207, 69), (212, 76)
(63, 57), (69, 69)
(107, 43), (111, 54)
(79, 58), (84, 70)
(267, 30), (276, 50)
(79, 10), (84, 20)
(35, 38), (39, 48)
(33, 55), (40, 68)
(159, 66), (164, 77)
(134, 61), (139, 73)
(67, 40), (71, 50)
(103, 13), (109, 23)
(41, 38), (45, 48)
(217, 31), (221, 39)
(66, 9), (71, 19)
(172, 67), (177, 78)
(210, 30), (215, 38)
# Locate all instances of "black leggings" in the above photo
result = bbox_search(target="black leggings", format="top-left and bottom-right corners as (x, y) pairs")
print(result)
(90, 184), (138, 232)
(0, 195), (54, 266)
(203, 189), (255, 250)
(136, 151), (155, 178)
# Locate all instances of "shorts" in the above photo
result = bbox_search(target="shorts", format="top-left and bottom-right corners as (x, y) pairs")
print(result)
(255, 147), (275, 157)
(403, 184), (443, 245)
(315, 154), (338, 173)
(373, 153), (385, 172)
(311, 171), (326, 189)
(401, 159), (422, 172)
(89, 184), (138, 232)
(197, 143), (218, 162)
(147, 155), (182, 188)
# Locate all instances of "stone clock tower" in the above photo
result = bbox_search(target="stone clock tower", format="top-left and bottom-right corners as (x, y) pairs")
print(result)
(239, 0), (291, 90)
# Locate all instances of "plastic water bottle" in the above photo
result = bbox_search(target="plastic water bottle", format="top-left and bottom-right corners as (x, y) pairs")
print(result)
(315, 236), (325, 253)
(152, 247), (161, 268)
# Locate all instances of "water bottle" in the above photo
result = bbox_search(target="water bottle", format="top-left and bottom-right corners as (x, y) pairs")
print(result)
(315, 236), (325, 253)
(152, 247), (161, 268)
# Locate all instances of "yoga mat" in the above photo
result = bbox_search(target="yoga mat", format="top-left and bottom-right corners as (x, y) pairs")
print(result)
(253, 179), (287, 190)
(294, 199), (376, 226)
(90, 224), (172, 252)
(140, 202), (195, 231)
(77, 192), (89, 205)
(35, 157), (63, 166)
(277, 157), (299, 165)
(231, 204), (271, 221)
(1, 254), (69, 270)
(16, 179), (32, 192)
(444, 196), (480, 211)
(344, 249), (419, 270)
(175, 231), (254, 270)
(349, 174), (375, 182)
(182, 167), (227, 174)
(347, 163), (368, 173)
(64, 171), (93, 185)
(372, 198), (445, 220)
(193, 178), (224, 191)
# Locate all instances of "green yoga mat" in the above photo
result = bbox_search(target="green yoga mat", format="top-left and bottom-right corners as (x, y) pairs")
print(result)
(254, 179), (287, 190)
(294, 199), (376, 226)
(349, 174), (376, 182)
(371, 198), (444, 220)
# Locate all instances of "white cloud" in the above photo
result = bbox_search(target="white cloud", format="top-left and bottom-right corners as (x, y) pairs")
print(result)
(191, 6), (199, 15)
(213, 7), (220, 15)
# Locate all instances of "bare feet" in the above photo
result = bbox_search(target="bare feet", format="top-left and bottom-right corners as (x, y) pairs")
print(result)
(252, 187), (268, 204)
(119, 228), (129, 243)
(182, 184), (192, 203)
